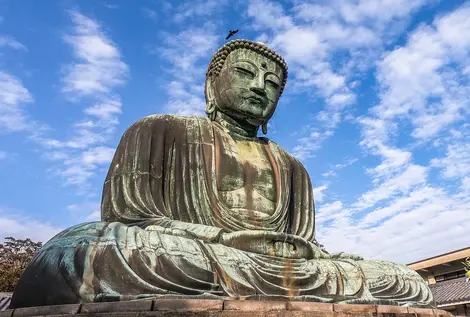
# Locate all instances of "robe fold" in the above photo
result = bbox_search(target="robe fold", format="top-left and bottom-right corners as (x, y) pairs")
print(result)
(10, 115), (434, 308)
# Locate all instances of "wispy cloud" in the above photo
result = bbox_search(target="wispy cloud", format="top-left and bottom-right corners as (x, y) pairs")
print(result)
(141, 7), (158, 21)
(0, 35), (27, 51)
(314, 4), (470, 263)
(171, 0), (228, 23)
(103, 3), (119, 9)
(0, 72), (34, 132)
(372, 6), (470, 141)
(159, 26), (219, 115)
(0, 207), (62, 243)
(36, 11), (128, 189)
(247, 0), (434, 159)
(313, 185), (328, 203)
(67, 202), (101, 221)
(322, 158), (358, 178)
(62, 11), (128, 97)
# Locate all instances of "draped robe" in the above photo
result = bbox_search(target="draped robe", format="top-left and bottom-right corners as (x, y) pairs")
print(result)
(10, 115), (434, 308)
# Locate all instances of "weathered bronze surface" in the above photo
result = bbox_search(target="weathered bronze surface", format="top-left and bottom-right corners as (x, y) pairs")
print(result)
(10, 40), (434, 308)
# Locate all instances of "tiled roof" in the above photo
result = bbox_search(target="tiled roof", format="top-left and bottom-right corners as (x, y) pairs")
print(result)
(0, 293), (12, 311)
(430, 277), (470, 306)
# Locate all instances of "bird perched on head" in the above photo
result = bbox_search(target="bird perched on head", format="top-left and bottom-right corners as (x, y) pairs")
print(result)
(225, 29), (239, 40)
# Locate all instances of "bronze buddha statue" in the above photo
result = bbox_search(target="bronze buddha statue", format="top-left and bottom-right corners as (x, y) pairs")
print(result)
(11, 40), (434, 308)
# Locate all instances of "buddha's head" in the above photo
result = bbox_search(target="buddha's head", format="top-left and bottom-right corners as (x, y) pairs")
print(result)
(205, 39), (288, 133)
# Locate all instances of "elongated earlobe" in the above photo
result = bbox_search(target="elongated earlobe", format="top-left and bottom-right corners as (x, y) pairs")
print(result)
(262, 122), (268, 134)
(206, 102), (217, 121)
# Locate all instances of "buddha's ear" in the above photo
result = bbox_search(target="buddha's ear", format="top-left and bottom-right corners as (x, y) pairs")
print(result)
(204, 77), (217, 118)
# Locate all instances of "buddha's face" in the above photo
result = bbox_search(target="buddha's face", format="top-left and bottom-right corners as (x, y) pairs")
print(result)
(211, 49), (284, 126)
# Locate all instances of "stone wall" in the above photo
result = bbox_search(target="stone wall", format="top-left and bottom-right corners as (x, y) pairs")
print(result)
(0, 299), (454, 317)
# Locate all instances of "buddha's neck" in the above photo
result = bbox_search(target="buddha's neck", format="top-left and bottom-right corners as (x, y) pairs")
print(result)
(214, 111), (259, 139)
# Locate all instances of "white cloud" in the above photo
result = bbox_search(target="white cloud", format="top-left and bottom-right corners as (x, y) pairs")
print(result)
(0, 35), (27, 51)
(373, 5), (470, 141)
(0, 207), (62, 244)
(322, 158), (358, 179)
(86, 210), (101, 221)
(354, 164), (428, 211)
(34, 11), (128, 188)
(104, 3), (119, 9)
(317, 200), (344, 223)
(84, 98), (121, 123)
(366, 146), (412, 180)
(159, 26), (219, 115)
(0, 72), (34, 132)
(45, 146), (115, 186)
(62, 11), (128, 97)
(318, 184), (470, 264)
(338, 0), (430, 24)
(322, 171), (336, 178)
(313, 185), (328, 203)
(291, 129), (334, 160)
(431, 127), (470, 195)
(172, 0), (227, 23)
(67, 202), (100, 221)
(335, 158), (358, 169)
(141, 7), (158, 21)
(247, 0), (433, 159)
(313, 4), (470, 264)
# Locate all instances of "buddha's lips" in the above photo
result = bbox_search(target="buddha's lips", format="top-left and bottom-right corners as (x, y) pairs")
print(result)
(247, 95), (267, 107)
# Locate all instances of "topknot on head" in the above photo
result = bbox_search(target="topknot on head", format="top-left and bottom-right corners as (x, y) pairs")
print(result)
(206, 39), (288, 96)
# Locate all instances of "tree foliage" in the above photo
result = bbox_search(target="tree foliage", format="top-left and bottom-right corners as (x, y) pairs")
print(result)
(0, 237), (42, 292)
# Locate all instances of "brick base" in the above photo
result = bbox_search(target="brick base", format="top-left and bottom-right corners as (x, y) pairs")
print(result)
(1, 299), (453, 317)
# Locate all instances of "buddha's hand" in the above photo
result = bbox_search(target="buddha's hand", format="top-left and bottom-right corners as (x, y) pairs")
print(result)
(145, 222), (225, 242)
(218, 231), (321, 260)
(330, 252), (364, 261)
(145, 225), (193, 239)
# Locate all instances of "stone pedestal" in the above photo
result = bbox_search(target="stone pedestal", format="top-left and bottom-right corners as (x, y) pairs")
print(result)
(0, 300), (453, 317)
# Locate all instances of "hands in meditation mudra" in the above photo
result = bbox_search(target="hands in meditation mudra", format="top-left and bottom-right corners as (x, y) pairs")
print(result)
(11, 40), (434, 308)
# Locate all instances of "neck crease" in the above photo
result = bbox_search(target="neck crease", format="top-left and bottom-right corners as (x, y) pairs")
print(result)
(213, 111), (259, 139)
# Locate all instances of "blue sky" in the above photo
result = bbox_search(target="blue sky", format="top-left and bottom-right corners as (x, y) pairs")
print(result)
(1, 0), (470, 264)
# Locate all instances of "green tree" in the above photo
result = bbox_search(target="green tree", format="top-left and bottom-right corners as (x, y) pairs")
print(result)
(0, 237), (42, 292)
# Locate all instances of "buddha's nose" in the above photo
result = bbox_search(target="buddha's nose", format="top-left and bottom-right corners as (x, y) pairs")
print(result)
(250, 86), (267, 97)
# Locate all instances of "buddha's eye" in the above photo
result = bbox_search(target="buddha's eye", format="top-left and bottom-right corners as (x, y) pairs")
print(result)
(266, 80), (279, 89)
(234, 67), (255, 78)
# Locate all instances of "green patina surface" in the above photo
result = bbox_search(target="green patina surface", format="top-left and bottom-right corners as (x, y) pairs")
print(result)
(10, 40), (435, 308)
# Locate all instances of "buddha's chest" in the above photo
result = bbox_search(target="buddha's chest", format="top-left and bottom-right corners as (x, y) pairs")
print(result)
(216, 137), (276, 215)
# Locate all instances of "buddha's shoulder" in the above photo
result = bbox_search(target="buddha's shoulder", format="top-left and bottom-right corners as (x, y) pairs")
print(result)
(129, 114), (210, 129)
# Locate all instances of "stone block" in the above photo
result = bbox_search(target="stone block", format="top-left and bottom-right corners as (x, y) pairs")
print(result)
(223, 300), (287, 311)
(0, 310), (13, 317)
(407, 307), (435, 317)
(152, 299), (223, 312)
(80, 299), (152, 313)
(433, 310), (452, 317)
(3, 301), (454, 317)
(286, 301), (333, 312)
(334, 304), (377, 313)
(13, 304), (80, 317)
(377, 305), (409, 317)
(333, 303), (377, 317)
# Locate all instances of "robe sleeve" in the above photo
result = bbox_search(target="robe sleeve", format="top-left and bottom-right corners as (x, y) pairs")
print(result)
(287, 155), (316, 242)
(100, 114), (224, 242)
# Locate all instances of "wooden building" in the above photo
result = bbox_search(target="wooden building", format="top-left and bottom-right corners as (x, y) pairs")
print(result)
(408, 247), (470, 316)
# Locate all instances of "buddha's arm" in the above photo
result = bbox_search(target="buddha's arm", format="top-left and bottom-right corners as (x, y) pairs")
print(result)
(101, 115), (228, 243)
